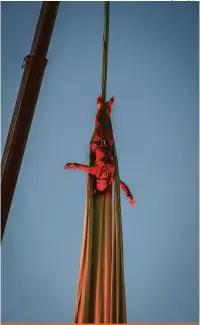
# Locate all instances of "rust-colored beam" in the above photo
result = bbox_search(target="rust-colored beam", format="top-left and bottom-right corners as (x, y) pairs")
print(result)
(1, 1), (60, 241)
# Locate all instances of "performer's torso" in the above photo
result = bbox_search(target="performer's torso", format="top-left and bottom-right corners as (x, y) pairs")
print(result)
(90, 108), (115, 186)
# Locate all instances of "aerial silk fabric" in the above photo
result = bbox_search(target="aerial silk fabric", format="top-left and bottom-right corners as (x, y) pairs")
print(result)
(74, 144), (127, 323)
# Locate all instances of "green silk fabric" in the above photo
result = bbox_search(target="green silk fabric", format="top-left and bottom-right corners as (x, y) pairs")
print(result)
(74, 146), (127, 323)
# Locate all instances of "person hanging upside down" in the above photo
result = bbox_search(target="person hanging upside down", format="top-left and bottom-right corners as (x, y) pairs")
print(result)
(64, 94), (136, 206)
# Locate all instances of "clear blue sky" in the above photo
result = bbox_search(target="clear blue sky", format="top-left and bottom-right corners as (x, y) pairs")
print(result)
(1, 1), (199, 323)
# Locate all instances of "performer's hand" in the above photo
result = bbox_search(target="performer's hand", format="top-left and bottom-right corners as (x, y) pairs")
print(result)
(129, 196), (136, 206)
(64, 163), (76, 170)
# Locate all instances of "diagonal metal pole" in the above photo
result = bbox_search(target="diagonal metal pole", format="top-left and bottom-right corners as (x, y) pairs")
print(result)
(1, 1), (60, 241)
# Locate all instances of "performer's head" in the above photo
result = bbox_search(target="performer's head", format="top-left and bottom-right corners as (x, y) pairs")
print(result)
(97, 94), (114, 116)
(95, 166), (113, 192)
(96, 179), (108, 191)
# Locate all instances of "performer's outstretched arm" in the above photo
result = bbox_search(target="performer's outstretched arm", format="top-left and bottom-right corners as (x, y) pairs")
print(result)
(64, 163), (97, 176)
(120, 180), (136, 206)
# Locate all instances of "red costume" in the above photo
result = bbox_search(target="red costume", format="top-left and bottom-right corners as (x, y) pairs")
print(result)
(64, 95), (135, 206)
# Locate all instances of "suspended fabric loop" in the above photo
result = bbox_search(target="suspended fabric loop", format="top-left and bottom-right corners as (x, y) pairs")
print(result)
(74, 2), (127, 323)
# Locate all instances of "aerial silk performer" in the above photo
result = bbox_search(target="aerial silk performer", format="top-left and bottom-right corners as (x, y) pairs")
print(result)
(64, 2), (136, 323)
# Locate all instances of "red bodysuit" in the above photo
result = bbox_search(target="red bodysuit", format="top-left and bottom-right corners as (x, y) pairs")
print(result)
(64, 95), (135, 206)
